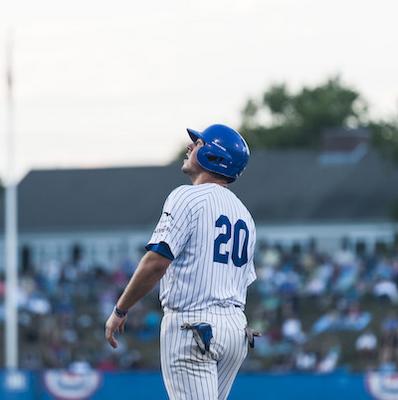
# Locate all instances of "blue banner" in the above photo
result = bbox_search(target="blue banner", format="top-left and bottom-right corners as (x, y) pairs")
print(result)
(2, 369), (397, 399)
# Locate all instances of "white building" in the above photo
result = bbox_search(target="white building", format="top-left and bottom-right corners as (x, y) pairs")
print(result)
(1, 145), (398, 271)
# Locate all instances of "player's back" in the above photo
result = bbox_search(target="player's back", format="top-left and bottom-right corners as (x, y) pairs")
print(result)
(159, 183), (256, 312)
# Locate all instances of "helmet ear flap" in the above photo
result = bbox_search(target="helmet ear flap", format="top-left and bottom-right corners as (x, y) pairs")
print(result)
(197, 145), (233, 169)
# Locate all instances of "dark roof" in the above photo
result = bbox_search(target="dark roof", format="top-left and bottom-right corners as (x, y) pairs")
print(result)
(235, 149), (398, 223)
(0, 149), (397, 232)
(8, 164), (190, 232)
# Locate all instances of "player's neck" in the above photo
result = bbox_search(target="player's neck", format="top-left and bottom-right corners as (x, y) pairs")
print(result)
(190, 172), (228, 187)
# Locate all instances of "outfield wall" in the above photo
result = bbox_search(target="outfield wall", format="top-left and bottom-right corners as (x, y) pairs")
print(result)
(0, 370), (393, 399)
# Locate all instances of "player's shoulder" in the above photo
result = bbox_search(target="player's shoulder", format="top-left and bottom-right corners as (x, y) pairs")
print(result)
(168, 185), (204, 198)
(168, 184), (217, 198)
(166, 185), (198, 205)
(228, 189), (256, 226)
(168, 184), (192, 198)
(167, 184), (218, 210)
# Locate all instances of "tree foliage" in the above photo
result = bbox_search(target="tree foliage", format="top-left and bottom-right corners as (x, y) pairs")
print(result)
(369, 119), (398, 162)
(174, 76), (398, 163)
(240, 76), (370, 149)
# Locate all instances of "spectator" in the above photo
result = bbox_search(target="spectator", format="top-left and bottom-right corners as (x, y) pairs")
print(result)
(356, 331), (378, 369)
(1, 241), (397, 372)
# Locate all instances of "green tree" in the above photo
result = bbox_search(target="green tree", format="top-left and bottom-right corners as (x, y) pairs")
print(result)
(173, 76), (398, 162)
(369, 118), (398, 162)
(241, 76), (368, 149)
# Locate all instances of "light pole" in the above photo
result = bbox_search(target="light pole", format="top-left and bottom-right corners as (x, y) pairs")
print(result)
(4, 29), (18, 370)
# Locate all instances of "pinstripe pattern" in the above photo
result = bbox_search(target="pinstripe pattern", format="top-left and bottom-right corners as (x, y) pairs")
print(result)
(148, 183), (256, 399)
(161, 307), (248, 400)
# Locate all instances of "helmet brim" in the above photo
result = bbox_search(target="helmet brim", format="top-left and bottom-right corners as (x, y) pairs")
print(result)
(186, 128), (205, 143)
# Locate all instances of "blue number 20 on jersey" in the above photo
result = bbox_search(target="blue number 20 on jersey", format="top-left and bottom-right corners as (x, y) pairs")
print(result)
(213, 215), (249, 267)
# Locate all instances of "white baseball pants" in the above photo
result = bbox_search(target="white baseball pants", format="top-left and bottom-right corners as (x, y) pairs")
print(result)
(160, 306), (248, 400)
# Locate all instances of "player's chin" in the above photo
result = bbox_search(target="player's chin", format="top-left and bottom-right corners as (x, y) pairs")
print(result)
(181, 159), (189, 172)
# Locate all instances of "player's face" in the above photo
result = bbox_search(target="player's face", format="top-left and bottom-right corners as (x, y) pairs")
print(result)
(182, 139), (204, 176)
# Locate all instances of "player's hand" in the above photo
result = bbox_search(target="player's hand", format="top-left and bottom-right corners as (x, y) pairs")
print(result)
(105, 312), (127, 349)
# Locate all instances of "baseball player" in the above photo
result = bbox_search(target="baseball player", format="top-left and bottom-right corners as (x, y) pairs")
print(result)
(105, 124), (257, 399)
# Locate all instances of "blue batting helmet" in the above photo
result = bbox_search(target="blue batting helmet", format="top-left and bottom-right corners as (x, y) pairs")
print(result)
(186, 124), (250, 182)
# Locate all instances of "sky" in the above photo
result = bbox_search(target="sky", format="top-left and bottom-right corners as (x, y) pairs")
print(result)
(0, 0), (397, 181)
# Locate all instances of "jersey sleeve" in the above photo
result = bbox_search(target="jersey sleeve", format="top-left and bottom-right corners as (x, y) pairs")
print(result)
(146, 186), (193, 260)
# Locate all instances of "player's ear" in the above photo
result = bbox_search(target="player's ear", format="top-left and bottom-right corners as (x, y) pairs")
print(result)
(196, 139), (205, 148)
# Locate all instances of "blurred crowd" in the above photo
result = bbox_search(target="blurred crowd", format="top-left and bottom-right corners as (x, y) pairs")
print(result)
(0, 238), (398, 372)
(248, 240), (398, 372)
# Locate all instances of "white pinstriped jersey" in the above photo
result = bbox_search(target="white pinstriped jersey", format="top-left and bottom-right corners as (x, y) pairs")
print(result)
(147, 183), (256, 312)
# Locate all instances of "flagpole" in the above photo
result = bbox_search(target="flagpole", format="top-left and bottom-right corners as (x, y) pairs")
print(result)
(4, 29), (18, 370)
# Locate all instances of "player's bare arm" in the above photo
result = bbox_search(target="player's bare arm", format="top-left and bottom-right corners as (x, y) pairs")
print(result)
(105, 251), (171, 348)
